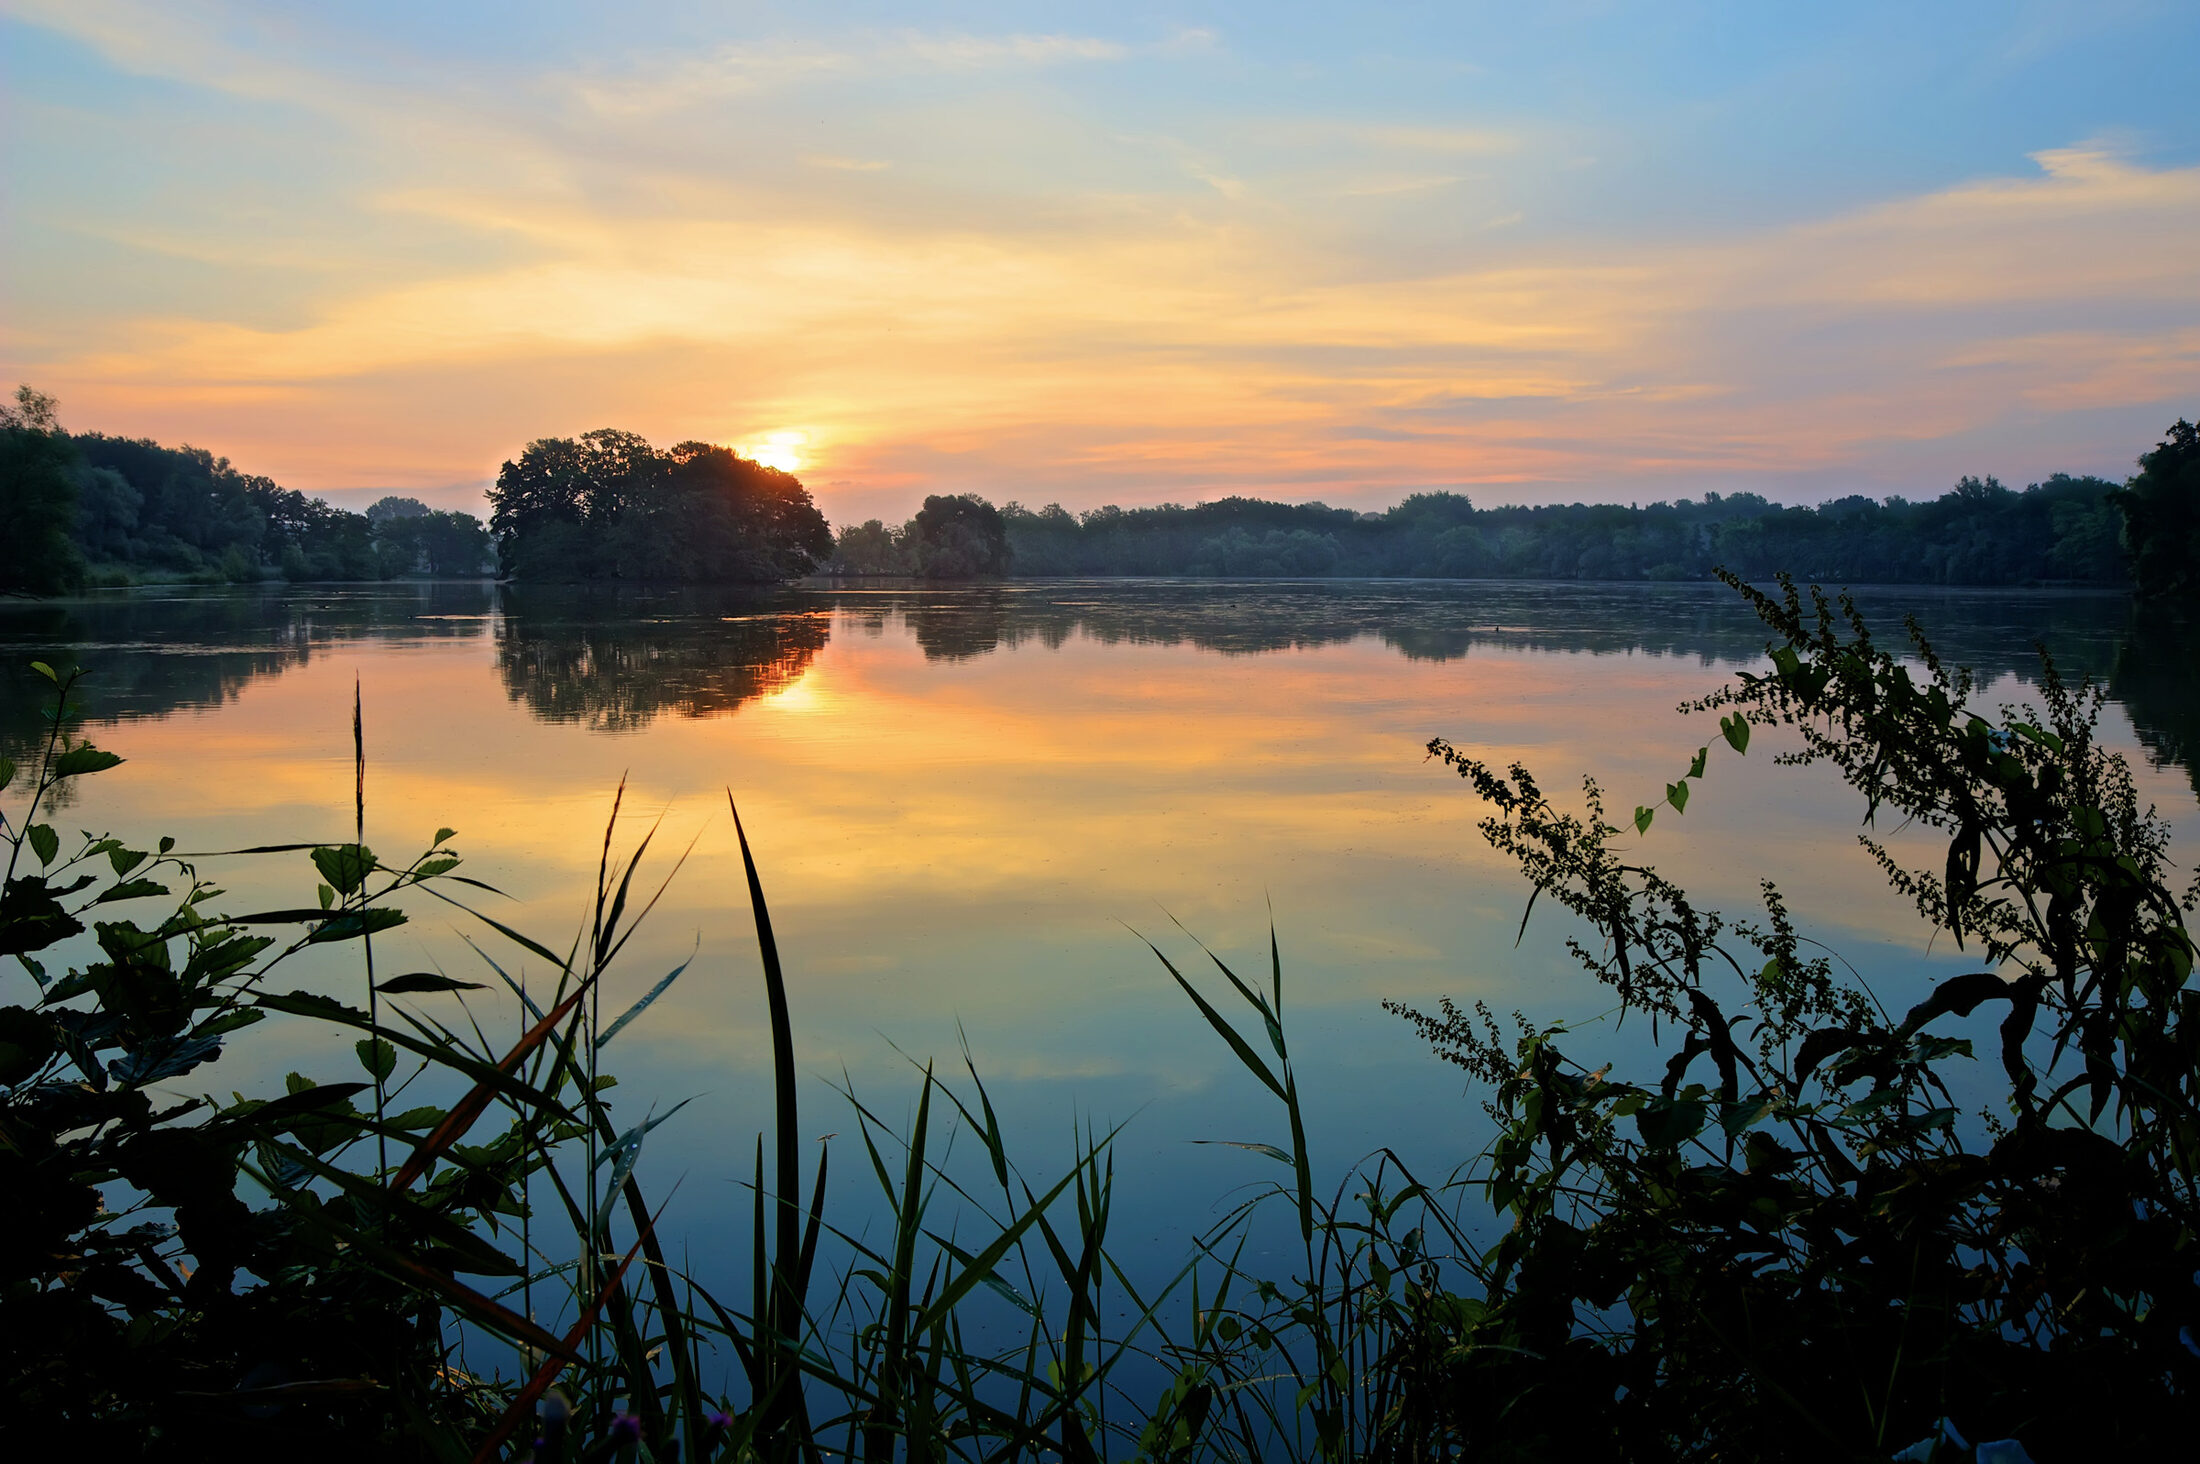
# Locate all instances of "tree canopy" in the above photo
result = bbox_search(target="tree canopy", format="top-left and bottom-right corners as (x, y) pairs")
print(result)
(488, 431), (833, 583)
(825, 494), (1015, 578)
(987, 475), (2136, 584)
(0, 387), (85, 595)
(2110, 418), (2200, 600)
(0, 386), (492, 589)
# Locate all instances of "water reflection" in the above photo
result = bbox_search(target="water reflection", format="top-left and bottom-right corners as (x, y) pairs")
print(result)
(0, 582), (2191, 795)
(496, 587), (828, 733)
(833, 580), (2144, 673)
(0, 582), (496, 753)
(2112, 610), (2200, 799)
(1, 575), (2191, 1313)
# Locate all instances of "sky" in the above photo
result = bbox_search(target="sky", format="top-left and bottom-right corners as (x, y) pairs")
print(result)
(4, 2), (2198, 524)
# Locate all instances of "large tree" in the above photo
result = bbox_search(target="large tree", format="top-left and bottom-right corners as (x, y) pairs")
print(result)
(489, 431), (829, 582)
(2111, 417), (2200, 600)
(908, 494), (1011, 577)
(0, 387), (86, 595)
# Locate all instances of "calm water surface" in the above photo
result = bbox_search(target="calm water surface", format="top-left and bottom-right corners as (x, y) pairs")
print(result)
(4, 579), (2195, 1285)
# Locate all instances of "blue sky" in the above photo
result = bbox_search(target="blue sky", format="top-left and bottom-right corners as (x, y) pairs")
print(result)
(4, 1), (2196, 519)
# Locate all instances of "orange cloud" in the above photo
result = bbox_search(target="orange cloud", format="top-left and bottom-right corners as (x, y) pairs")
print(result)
(7, 1), (2198, 514)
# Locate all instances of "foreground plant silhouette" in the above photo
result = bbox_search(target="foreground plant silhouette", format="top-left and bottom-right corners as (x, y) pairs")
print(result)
(0, 662), (1164, 1461)
(1354, 573), (2197, 1460)
(5, 568), (2195, 1461)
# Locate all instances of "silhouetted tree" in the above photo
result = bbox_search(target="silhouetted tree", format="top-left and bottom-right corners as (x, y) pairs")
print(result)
(995, 472), (2136, 585)
(908, 494), (1011, 577)
(490, 432), (829, 583)
(365, 495), (431, 523)
(0, 386), (85, 595)
(830, 518), (909, 574)
(2111, 418), (2200, 600)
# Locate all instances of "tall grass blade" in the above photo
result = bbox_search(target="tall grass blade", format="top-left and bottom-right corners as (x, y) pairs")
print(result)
(1139, 937), (1286, 1102)
(595, 937), (698, 1050)
(729, 793), (806, 1449)
(591, 1098), (695, 1233)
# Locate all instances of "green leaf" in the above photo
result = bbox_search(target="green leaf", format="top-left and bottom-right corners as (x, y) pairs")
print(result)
(317, 883), (335, 910)
(1634, 805), (1654, 834)
(1666, 780), (1690, 815)
(433, 827), (456, 845)
(1687, 746), (1708, 778)
(374, 972), (487, 995)
(1191, 1138), (1295, 1165)
(594, 944), (696, 1050)
(1718, 1097), (1777, 1138)
(1635, 1096), (1707, 1148)
(106, 847), (148, 878)
(157, 836), (175, 855)
(94, 879), (170, 905)
(356, 1037), (397, 1082)
(194, 1009), (266, 1038)
(30, 661), (56, 682)
(414, 856), (459, 879)
(51, 745), (123, 779)
(307, 907), (407, 943)
(0, 757), (14, 793)
(311, 844), (376, 897)
(27, 824), (59, 866)
(1720, 712), (1751, 754)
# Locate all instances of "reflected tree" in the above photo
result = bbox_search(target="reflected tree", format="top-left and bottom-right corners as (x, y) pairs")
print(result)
(0, 584), (497, 756)
(495, 589), (829, 731)
(2113, 606), (2200, 800)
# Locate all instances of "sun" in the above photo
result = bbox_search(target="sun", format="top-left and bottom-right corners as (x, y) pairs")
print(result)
(741, 430), (809, 473)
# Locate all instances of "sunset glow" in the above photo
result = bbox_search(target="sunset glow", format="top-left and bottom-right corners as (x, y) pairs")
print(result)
(742, 430), (810, 474)
(3, 3), (2196, 524)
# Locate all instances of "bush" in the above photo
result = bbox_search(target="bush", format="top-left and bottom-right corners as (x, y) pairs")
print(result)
(1374, 574), (2199, 1458)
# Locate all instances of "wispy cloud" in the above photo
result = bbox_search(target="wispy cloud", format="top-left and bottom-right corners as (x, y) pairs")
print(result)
(896, 31), (1126, 68)
(5, 6), (2196, 510)
(1337, 174), (1465, 197)
(568, 29), (1127, 115)
(1351, 125), (1518, 155)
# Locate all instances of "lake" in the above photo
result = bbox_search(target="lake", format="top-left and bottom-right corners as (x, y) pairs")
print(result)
(4, 578), (2195, 1302)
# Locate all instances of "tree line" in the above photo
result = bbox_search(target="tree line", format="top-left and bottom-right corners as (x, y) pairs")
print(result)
(11, 391), (2194, 597)
(0, 387), (489, 594)
(821, 415), (2195, 597)
(989, 474), (2131, 584)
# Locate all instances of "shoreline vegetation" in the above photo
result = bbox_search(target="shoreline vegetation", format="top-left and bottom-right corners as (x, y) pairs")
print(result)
(4, 578), (2194, 1458)
(8, 389), (2193, 600)
(1, 388), (492, 595)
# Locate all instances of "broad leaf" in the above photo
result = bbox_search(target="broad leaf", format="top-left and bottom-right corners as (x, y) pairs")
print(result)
(51, 745), (123, 778)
